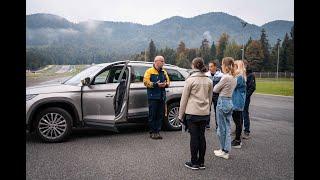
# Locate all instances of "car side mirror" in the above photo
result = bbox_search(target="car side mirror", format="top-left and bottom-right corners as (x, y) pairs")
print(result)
(81, 77), (91, 86)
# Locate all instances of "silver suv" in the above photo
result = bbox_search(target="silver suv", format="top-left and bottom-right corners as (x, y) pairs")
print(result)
(26, 61), (189, 142)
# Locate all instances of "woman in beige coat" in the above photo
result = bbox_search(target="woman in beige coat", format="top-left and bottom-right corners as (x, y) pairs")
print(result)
(178, 57), (213, 170)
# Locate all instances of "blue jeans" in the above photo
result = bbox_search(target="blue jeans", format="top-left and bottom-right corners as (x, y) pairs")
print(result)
(216, 96), (233, 152)
(242, 96), (251, 133)
(148, 99), (164, 133)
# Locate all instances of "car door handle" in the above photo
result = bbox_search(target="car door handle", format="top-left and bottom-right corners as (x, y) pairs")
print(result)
(105, 94), (114, 97)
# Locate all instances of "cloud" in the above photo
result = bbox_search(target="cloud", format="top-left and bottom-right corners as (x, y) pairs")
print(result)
(26, 28), (79, 44)
(203, 31), (212, 43)
(83, 20), (102, 33)
(104, 27), (113, 36)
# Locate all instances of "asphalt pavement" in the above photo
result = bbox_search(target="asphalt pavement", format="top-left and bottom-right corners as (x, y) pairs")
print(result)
(26, 93), (294, 180)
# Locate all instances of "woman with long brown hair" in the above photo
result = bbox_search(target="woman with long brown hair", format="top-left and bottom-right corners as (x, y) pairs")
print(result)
(178, 57), (213, 170)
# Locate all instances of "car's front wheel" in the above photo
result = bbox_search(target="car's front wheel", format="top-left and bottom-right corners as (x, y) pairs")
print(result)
(35, 107), (72, 143)
(164, 102), (182, 130)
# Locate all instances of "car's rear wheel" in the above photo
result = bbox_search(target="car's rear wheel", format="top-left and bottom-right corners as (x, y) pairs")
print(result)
(164, 102), (182, 130)
(35, 107), (72, 143)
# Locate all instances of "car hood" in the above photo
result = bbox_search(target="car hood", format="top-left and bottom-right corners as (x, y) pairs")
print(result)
(26, 83), (82, 95)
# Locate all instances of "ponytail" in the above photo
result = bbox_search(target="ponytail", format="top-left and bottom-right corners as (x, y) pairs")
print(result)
(222, 57), (235, 77)
(192, 57), (207, 73)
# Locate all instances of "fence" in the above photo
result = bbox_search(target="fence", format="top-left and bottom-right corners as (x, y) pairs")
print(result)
(253, 72), (294, 79)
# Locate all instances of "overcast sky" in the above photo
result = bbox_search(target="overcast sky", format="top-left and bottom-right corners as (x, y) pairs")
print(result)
(26, 0), (294, 26)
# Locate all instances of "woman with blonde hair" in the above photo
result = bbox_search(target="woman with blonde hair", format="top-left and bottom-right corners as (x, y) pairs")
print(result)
(231, 60), (247, 148)
(212, 57), (237, 159)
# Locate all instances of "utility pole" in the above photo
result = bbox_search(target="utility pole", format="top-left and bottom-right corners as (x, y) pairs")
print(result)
(241, 21), (248, 60)
(144, 48), (147, 62)
(277, 38), (281, 79)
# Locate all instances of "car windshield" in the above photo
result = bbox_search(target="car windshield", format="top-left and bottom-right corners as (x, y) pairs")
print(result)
(179, 68), (191, 79)
(63, 65), (105, 86)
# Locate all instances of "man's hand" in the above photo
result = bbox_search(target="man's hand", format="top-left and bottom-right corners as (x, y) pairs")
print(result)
(158, 80), (167, 88)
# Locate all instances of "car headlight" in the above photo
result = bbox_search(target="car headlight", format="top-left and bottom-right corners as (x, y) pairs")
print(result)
(26, 94), (38, 101)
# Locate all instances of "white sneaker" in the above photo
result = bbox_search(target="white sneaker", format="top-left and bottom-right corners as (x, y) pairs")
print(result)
(215, 151), (229, 159)
(214, 149), (224, 156)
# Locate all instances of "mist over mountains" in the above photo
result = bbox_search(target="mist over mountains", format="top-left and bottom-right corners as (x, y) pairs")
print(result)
(26, 12), (293, 56)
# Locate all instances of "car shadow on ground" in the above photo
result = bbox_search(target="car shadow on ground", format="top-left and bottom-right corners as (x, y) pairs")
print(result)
(26, 123), (156, 143)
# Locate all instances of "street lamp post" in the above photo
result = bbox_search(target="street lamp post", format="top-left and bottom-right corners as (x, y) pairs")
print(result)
(276, 38), (281, 79)
(241, 21), (247, 60)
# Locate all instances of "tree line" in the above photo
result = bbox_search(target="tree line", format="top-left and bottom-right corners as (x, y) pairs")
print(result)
(27, 26), (293, 72)
(132, 26), (294, 72)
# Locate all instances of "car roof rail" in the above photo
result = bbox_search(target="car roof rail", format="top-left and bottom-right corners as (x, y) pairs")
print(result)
(129, 60), (179, 68)
(109, 60), (130, 66)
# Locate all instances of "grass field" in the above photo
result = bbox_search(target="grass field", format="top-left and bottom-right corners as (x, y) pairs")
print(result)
(26, 65), (88, 79)
(26, 65), (89, 87)
(26, 66), (294, 96)
(255, 78), (294, 96)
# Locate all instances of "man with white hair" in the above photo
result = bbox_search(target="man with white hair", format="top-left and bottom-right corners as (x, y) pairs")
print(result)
(143, 56), (170, 139)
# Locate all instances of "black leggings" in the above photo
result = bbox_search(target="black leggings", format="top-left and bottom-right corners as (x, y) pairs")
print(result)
(232, 111), (243, 141)
(188, 120), (206, 165)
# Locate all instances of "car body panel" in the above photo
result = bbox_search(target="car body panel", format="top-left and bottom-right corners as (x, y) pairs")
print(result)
(26, 61), (188, 131)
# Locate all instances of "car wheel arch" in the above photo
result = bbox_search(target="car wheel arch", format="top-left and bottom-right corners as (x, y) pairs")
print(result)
(29, 100), (80, 132)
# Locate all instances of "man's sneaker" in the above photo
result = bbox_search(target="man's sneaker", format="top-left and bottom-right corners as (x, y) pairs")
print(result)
(184, 162), (200, 170)
(214, 149), (224, 156)
(231, 139), (242, 148)
(199, 164), (206, 170)
(215, 151), (229, 159)
(242, 132), (250, 139)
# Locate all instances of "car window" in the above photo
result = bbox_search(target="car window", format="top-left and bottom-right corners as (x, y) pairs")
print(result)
(166, 69), (185, 81)
(108, 68), (127, 83)
(132, 66), (149, 82)
(93, 66), (128, 84)
(63, 65), (104, 86)
(93, 70), (110, 84)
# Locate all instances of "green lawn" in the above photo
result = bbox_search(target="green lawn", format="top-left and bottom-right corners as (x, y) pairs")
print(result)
(26, 65), (88, 79)
(255, 78), (294, 96)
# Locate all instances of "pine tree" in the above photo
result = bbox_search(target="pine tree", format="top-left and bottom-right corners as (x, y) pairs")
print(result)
(148, 39), (156, 62)
(177, 41), (186, 55)
(288, 26), (294, 72)
(187, 48), (197, 63)
(176, 53), (190, 69)
(200, 38), (211, 64)
(269, 39), (281, 72)
(260, 29), (271, 71)
(244, 37), (252, 55)
(158, 47), (176, 65)
(224, 40), (242, 60)
(210, 41), (216, 60)
(279, 33), (290, 72)
(245, 40), (264, 71)
(217, 33), (229, 63)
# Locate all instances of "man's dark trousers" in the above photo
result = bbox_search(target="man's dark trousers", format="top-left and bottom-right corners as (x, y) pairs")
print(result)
(148, 99), (165, 133)
(243, 95), (251, 133)
(207, 95), (218, 129)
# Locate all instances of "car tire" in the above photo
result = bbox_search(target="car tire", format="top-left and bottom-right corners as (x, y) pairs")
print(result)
(35, 107), (72, 143)
(164, 102), (182, 131)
